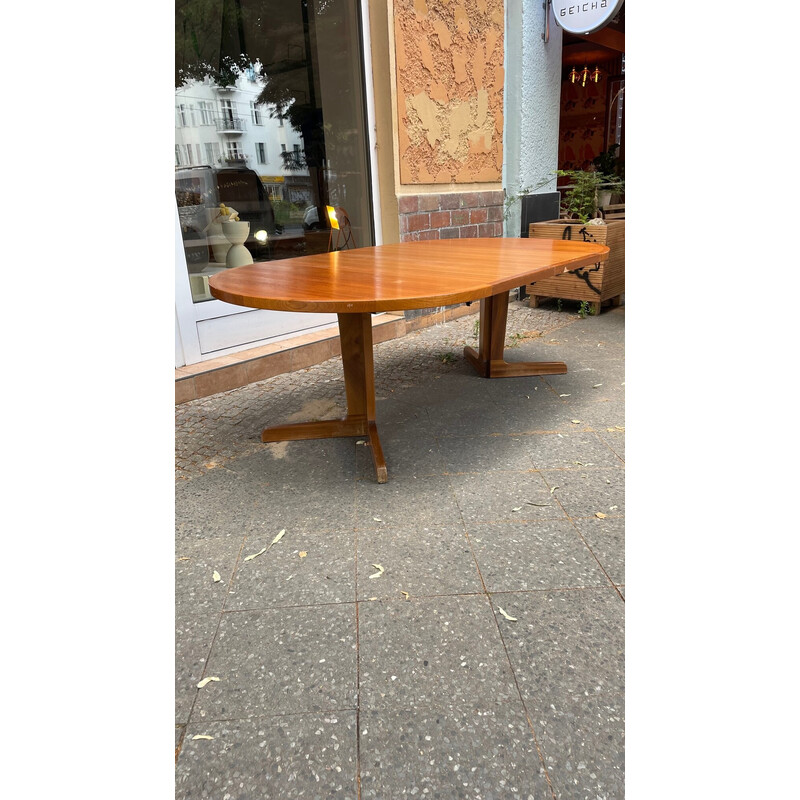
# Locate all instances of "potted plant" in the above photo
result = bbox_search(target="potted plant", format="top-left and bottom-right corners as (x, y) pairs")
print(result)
(592, 144), (624, 207)
(525, 168), (625, 315)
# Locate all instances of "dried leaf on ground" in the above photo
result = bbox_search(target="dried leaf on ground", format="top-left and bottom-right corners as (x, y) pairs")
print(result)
(595, 512), (607, 519)
(526, 501), (550, 506)
(512, 506), (523, 512)
(269, 529), (286, 547)
(560, 394), (571, 397)
(571, 419), (581, 424)
(498, 607), (518, 622)
(550, 486), (560, 494)
(197, 676), (221, 688)
(192, 735), (214, 740)
(401, 591), (410, 599)
(212, 571), (221, 582)
(369, 564), (384, 579)
(244, 547), (267, 562)
(299, 551), (308, 558)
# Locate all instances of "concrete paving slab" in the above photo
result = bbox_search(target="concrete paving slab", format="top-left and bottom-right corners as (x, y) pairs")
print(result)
(540, 467), (625, 519)
(175, 537), (245, 617)
(437, 434), (537, 474)
(596, 428), (625, 461)
(176, 713), (358, 799)
(355, 432), (445, 479)
(175, 613), (221, 725)
(498, 588), (624, 800)
(359, 705), (552, 799)
(254, 477), (358, 532)
(573, 516), (625, 586)
(356, 526), (482, 600)
(228, 436), (360, 483)
(175, 468), (270, 541)
(224, 528), (356, 610)
(523, 430), (624, 471)
(448, 470), (568, 523)
(358, 594), (518, 711)
(192, 606), (358, 721)
(467, 520), (611, 592)
(355, 474), (462, 529)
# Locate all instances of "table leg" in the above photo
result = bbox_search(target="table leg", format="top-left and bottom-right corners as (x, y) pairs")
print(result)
(260, 312), (388, 483)
(463, 291), (567, 378)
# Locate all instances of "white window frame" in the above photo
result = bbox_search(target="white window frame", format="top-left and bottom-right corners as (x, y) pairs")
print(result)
(199, 101), (214, 125)
(256, 142), (267, 164)
(250, 101), (262, 125)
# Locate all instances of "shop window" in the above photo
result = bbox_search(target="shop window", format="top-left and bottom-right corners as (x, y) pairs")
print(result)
(175, 0), (374, 303)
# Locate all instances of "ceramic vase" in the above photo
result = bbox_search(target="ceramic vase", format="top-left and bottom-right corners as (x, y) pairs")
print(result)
(222, 221), (253, 267)
(207, 219), (231, 264)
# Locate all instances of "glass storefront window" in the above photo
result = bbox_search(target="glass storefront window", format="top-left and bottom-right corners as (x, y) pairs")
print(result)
(175, 0), (373, 303)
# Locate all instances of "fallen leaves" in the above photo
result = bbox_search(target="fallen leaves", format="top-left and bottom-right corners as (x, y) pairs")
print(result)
(270, 529), (286, 548)
(595, 512), (607, 519)
(299, 551), (308, 559)
(192, 735), (214, 741)
(369, 564), (385, 579)
(197, 676), (221, 688)
(212, 571), (221, 583)
(498, 607), (518, 622)
(244, 529), (286, 562)
(244, 547), (267, 562)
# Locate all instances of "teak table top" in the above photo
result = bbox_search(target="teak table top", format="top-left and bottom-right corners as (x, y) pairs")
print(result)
(207, 238), (610, 313)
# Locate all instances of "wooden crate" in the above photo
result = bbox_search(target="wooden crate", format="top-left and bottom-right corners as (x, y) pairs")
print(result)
(527, 219), (625, 313)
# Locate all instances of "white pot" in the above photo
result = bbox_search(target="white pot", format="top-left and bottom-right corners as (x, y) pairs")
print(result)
(222, 221), (253, 267)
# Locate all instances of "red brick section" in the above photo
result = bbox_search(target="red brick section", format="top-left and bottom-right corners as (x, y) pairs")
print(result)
(397, 191), (504, 242)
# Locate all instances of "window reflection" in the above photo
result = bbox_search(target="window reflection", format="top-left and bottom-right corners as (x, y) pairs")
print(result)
(175, 0), (372, 302)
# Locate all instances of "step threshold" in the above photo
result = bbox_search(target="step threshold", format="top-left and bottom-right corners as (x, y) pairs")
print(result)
(175, 304), (478, 404)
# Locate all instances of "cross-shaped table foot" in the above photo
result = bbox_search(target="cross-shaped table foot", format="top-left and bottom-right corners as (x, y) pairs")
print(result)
(260, 312), (388, 483)
(463, 292), (567, 378)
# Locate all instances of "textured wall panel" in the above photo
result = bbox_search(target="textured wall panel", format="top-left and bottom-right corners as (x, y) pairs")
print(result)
(394, 0), (504, 184)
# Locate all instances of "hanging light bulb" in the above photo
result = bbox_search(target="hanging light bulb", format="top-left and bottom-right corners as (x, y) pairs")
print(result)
(591, 66), (602, 84)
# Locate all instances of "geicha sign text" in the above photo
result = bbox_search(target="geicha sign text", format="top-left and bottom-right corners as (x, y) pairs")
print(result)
(551, 0), (625, 35)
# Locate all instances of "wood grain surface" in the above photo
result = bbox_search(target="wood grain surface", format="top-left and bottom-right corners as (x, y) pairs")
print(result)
(208, 238), (609, 313)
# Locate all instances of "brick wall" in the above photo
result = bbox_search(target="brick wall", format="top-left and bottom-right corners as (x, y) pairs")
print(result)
(398, 190), (504, 242)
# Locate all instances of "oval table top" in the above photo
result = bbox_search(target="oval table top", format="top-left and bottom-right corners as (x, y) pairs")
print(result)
(208, 237), (610, 313)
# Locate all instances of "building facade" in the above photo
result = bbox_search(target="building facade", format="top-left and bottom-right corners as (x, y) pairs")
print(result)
(174, 0), (621, 367)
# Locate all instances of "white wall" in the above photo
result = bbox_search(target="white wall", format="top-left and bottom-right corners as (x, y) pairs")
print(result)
(503, 0), (563, 236)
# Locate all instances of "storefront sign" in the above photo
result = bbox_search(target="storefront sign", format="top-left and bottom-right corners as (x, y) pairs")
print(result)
(551, 0), (624, 35)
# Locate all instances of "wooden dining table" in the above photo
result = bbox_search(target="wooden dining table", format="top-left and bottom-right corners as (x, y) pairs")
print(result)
(208, 237), (609, 483)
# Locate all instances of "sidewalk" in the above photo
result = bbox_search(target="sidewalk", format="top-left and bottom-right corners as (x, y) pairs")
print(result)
(175, 298), (625, 799)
